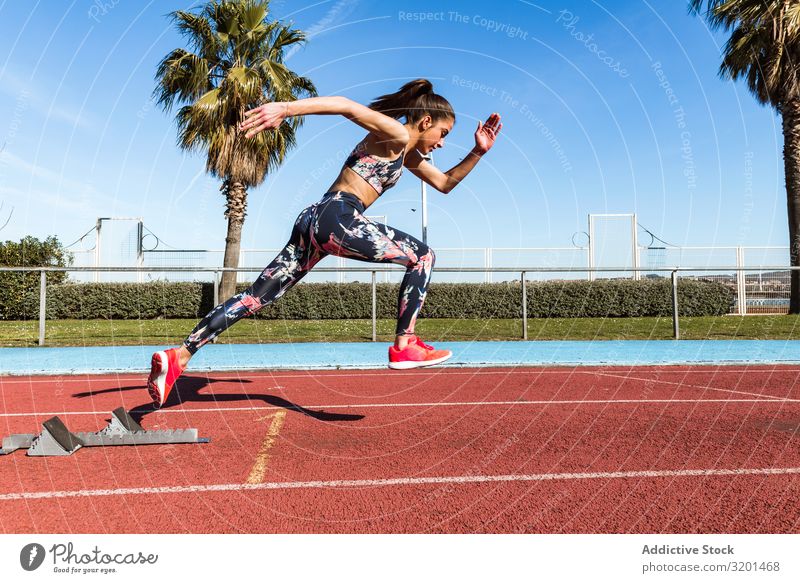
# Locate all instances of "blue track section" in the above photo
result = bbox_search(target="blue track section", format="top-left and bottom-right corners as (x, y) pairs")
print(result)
(1, 340), (799, 376)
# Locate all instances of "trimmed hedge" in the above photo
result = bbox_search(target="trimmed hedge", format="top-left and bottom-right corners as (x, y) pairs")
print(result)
(32, 282), (208, 320)
(8, 278), (734, 320)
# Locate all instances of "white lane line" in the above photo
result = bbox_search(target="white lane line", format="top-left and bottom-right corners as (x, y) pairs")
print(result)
(3, 367), (799, 384)
(1, 467), (798, 501)
(586, 371), (789, 401)
(0, 398), (796, 419)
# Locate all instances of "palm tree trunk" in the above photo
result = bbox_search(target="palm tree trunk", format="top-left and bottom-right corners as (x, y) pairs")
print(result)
(783, 98), (800, 314)
(220, 179), (248, 300)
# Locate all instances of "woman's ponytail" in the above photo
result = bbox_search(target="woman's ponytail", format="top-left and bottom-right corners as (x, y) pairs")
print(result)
(368, 78), (454, 124)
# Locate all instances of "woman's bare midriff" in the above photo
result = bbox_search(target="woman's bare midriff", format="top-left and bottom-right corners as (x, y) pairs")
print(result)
(326, 167), (381, 209)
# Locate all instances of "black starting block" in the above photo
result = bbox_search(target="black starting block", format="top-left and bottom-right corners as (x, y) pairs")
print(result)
(0, 407), (209, 456)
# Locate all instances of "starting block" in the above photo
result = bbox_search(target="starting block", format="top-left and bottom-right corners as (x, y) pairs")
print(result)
(0, 407), (209, 456)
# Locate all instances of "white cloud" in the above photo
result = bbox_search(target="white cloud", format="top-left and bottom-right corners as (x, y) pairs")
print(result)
(0, 69), (94, 130)
(0, 183), (94, 214)
(0, 150), (96, 195)
(284, 0), (360, 61)
(0, 150), (140, 235)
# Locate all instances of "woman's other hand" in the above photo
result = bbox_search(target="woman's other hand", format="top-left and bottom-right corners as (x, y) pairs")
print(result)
(474, 112), (502, 154)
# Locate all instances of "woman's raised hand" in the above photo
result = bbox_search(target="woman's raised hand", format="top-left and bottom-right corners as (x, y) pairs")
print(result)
(474, 113), (502, 154)
(240, 102), (289, 138)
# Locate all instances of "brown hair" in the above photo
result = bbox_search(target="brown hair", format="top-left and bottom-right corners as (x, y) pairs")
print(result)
(368, 78), (455, 124)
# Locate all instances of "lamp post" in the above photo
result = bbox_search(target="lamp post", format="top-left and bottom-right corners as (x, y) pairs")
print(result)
(420, 151), (432, 244)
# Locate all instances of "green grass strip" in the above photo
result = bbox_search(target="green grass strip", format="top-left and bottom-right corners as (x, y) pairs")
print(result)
(1, 315), (800, 347)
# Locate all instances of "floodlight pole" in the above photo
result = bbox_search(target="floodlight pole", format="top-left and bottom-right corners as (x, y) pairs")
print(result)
(136, 219), (144, 283)
(95, 218), (104, 283)
(587, 214), (595, 282)
(632, 212), (640, 281)
(421, 151), (432, 244)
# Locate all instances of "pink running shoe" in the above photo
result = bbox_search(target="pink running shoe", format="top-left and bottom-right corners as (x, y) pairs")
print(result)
(388, 335), (453, 370)
(147, 348), (185, 408)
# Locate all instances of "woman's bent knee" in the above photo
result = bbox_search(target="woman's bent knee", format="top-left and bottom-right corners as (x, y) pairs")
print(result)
(402, 245), (434, 276)
(418, 246), (435, 270)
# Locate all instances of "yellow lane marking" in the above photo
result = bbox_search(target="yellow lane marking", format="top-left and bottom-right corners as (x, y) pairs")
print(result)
(245, 411), (286, 485)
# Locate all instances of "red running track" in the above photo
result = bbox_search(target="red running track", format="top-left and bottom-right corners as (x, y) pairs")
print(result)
(0, 365), (799, 533)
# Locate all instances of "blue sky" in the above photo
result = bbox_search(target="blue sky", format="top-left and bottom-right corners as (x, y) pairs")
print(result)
(0, 0), (786, 271)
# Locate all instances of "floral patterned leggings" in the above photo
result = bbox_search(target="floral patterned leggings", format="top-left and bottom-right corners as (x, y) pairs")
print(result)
(183, 190), (436, 354)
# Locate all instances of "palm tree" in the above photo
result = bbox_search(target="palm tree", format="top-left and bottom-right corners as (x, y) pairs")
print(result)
(690, 0), (800, 313)
(154, 0), (316, 299)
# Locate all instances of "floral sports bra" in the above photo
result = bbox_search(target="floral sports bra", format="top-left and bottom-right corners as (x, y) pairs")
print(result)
(343, 139), (405, 195)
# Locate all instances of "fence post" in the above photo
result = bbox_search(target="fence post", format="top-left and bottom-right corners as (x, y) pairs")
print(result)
(38, 270), (47, 347)
(521, 271), (527, 340)
(371, 271), (377, 342)
(671, 269), (680, 340)
(213, 271), (220, 307)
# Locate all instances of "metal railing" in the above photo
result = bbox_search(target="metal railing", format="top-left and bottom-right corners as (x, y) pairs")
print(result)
(68, 243), (791, 284)
(1, 265), (796, 347)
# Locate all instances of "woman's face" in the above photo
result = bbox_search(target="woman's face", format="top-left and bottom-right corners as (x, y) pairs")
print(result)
(415, 116), (454, 155)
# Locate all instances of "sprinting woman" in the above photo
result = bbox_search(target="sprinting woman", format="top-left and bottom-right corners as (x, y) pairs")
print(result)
(147, 78), (502, 407)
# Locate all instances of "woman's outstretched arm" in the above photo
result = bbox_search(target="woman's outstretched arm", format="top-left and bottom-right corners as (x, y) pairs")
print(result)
(405, 113), (502, 194)
(241, 96), (409, 147)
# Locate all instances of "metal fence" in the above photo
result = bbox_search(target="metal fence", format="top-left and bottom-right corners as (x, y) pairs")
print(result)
(68, 241), (790, 286)
(2, 265), (797, 347)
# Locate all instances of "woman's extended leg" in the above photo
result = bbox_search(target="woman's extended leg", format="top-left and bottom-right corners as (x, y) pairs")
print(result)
(147, 204), (326, 406)
(184, 206), (326, 354)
